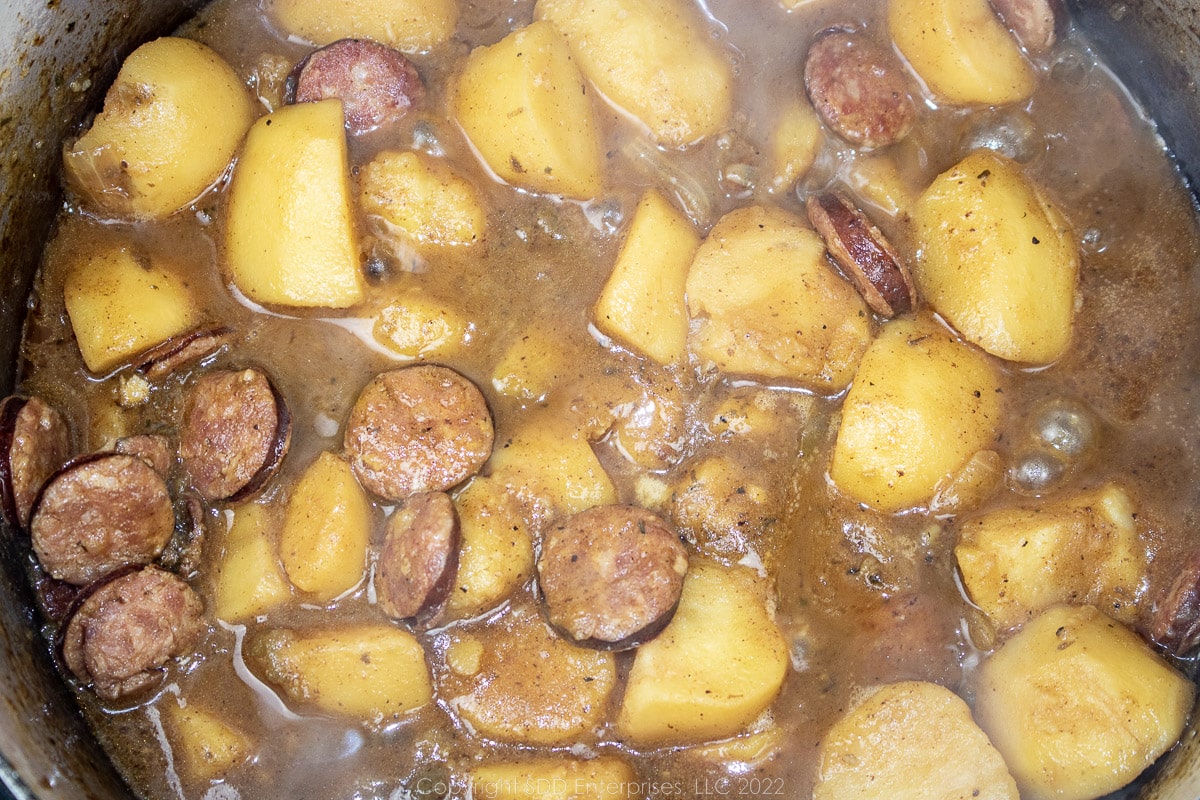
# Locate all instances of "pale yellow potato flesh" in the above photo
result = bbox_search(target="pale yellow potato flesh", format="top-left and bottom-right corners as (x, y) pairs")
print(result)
(976, 605), (1195, 800)
(63, 37), (255, 219)
(264, 0), (457, 52)
(491, 327), (573, 402)
(814, 681), (1018, 800)
(162, 701), (253, 783)
(359, 150), (486, 249)
(225, 100), (364, 309)
(912, 151), (1080, 365)
(443, 476), (535, 620)
(768, 99), (825, 194)
(371, 288), (470, 361)
(210, 502), (292, 623)
(454, 21), (604, 199)
(535, 0), (733, 146)
(829, 315), (1003, 513)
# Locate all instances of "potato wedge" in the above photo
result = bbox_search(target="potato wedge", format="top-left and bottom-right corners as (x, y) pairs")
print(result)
(471, 758), (640, 800)
(210, 502), (292, 622)
(911, 151), (1079, 364)
(685, 205), (872, 392)
(64, 244), (199, 375)
(830, 315), (1002, 513)
(225, 100), (363, 309)
(359, 150), (485, 249)
(593, 191), (699, 365)
(768, 99), (825, 194)
(535, 0), (733, 146)
(491, 327), (573, 402)
(265, 0), (457, 52)
(888, 0), (1036, 106)
(617, 562), (788, 747)
(454, 21), (604, 199)
(63, 37), (255, 219)
(247, 624), (432, 725)
(443, 476), (535, 620)
(372, 289), (469, 361)
(279, 452), (372, 601)
(814, 681), (1018, 800)
(162, 700), (253, 783)
(976, 605), (1195, 800)
(955, 484), (1145, 630)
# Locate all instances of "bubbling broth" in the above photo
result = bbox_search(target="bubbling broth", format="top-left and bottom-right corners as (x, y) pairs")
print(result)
(11, 0), (1200, 798)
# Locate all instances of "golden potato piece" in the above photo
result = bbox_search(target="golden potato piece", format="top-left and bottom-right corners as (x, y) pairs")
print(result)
(454, 21), (604, 199)
(593, 191), (699, 365)
(617, 562), (788, 747)
(956, 484), (1146, 630)
(471, 758), (640, 800)
(491, 327), (573, 402)
(63, 37), (255, 219)
(830, 315), (1002, 513)
(685, 205), (872, 392)
(372, 289), (469, 361)
(768, 99), (825, 194)
(265, 0), (457, 52)
(912, 151), (1079, 364)
(535, 0), (733, 146)
(163, 700), (253, 783)
(225, 100), (363, 309)
(443, 476), (535, 620)
(976, 605), (1195, 800)
(888, 0), (1036, 106)
(64, 244), (199, 375)
(815, 681), (1018, 800)
(210, 502), (292, 623)
(359, 150), (485, 249)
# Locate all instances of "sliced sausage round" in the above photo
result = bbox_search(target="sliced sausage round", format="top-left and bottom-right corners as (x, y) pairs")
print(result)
(344, 366), (494, 501)
(60, 566), (204, 700)
(376, 491), (460, 626)
(134, 326), (232, 380)
(537, 505), (689, 650)
(115, 434), (175, 480)
(179, 368), (291, 502)
(31, 453), (175, 586)
(989, 0), (1063, 56)
(0, 395), (72, 530)
(804, 29), (916, 150)
(286, 38), (425, 135)
(1150, 550), (1200, 658)
(806, 191), (917, 317)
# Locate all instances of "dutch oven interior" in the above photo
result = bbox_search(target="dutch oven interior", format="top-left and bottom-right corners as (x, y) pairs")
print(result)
(0, 1), (1199, 798)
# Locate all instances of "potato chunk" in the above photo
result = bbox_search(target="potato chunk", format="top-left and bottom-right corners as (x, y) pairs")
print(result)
(279, 452), (372, 601)
(535, 0), (733, 146)
(265, 0), (457, 52)
(372, 289), (469, 361)
(454, 22), (604, 199)
(685, 206), (872, 392)
(830, 316), (1002, 513)
(593, 191), (700, 365)
(441, 604), (616, 745)
(471, 758), (640, 800)
(912, 151), (1080, 364)
(225, 100), (363, 309)
(64, 244), (199, 374)
(887, 0), (1036, 106)
(491, 327), (573, 402)
(63, 38), (255, 219)
(956, 484), (1146, 630)
(814, 681), (1018, 800)
(163, 700), (253, 783)
(210, 502), (291, 622)
(976, 605), (1195, 800)
(768, 99), (825, 194)
(359, 150), (485, 249)
(444, 476), (535, 620)
(248, 624), (432, 725)
(617, 562), (789, 747)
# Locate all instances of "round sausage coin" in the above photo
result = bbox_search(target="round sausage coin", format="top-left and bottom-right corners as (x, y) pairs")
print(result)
(0, 395), (71, 529)
(376, 491), (460, 625)
(538, 505), (689, 650)
(60, 566), (204, 700)
(179, 368), (291, 502)
(989, 0), (1063, 55)
(115, 434), (175, 480)
(31, 453), (175, 586)
(804, 29), (916, 149)
(344, 366), (494, 501)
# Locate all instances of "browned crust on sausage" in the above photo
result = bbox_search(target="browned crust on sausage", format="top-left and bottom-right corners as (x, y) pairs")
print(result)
(59, 566), (204, 700)
(134, 326), (233, 380)
(179, 368), (292, 502)
(0, 395), (72, 530)
(115, 434), (175, 480)
(988, 0), (1064, 56)
(376, 491), (460, 626)
(286, 38), (425, 135)
(537, 505), (688, 650)
(806, 191), (917, 318)
(804, 29), (916, 150)
(1150, 550), (1200, 658)
(344, 366), (494, 501)
(30, 453), (176, 586)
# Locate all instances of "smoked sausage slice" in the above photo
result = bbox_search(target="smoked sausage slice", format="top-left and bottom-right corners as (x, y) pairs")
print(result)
(60, 566), (204, 700)
(989, 0), (1064, 56)
(0, 395), (71, 529)
(344, 366), (494, 501)
(537, 505), (688, 650)
(286, 38), (425, 135)
(1150, 550), (1200, 658)
(179, 368), (291, 502)
(376, 491), (460, 626)
(804, 29), (916, 150)
(31, 453), (175, 586)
